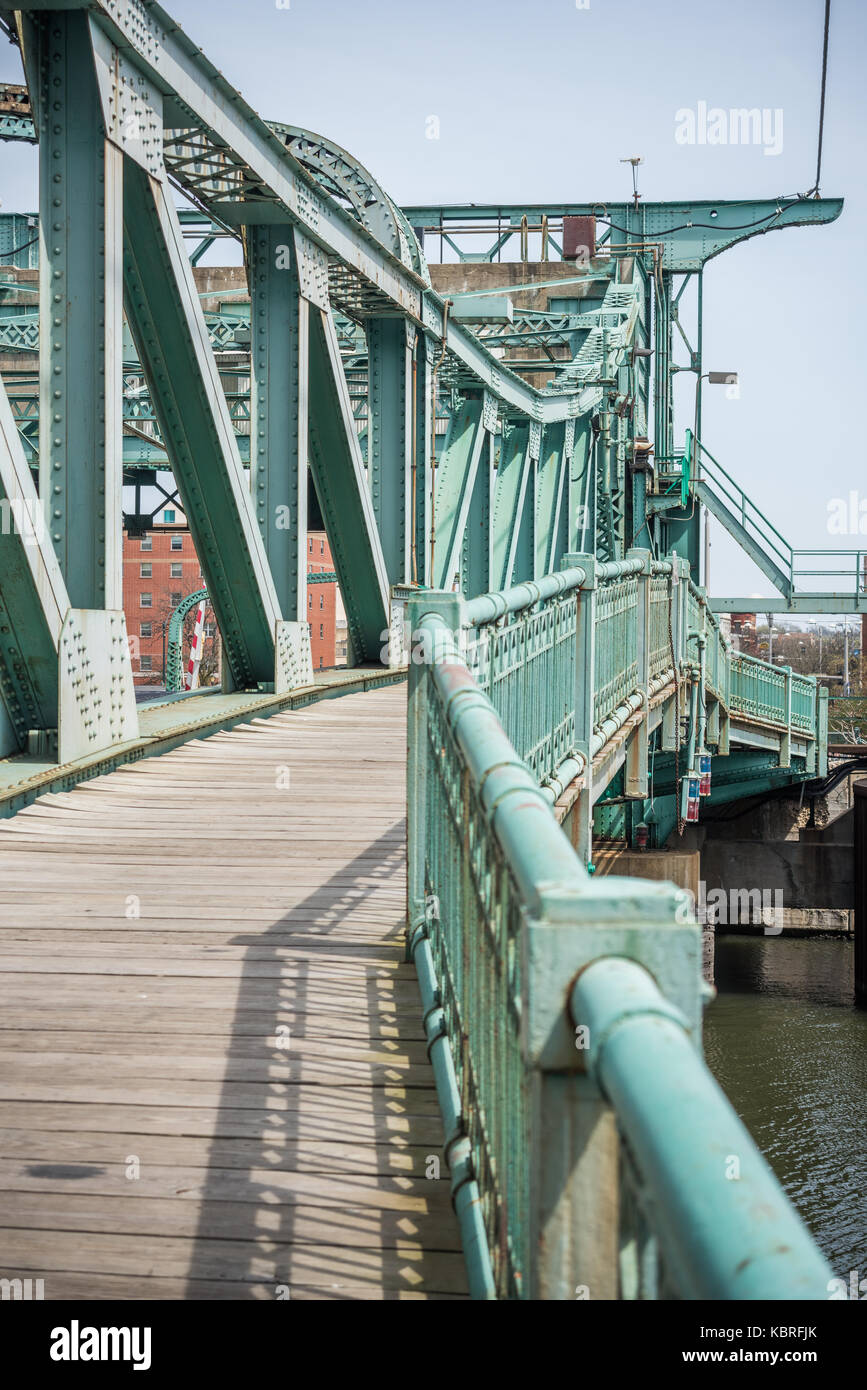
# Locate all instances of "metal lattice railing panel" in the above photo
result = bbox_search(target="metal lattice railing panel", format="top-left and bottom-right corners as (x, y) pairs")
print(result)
(406, 597), (832, 1302)
(594, 575), (639, 724)
(423, 677), (530, 1298)
(468, 595), (577, 783)
(729, 652), (788, 726)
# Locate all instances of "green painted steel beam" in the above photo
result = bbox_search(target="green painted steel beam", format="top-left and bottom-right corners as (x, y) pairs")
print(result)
(432, 396), (486, 591)
(491, 421), (533, 590)
(366, 316), (413, 586)
(403, 198), (844, 271)
(462, 429), (495, 599)
(0, 374), (66, 755)
(249, 226), (308, 623)
(307, 305), (389, 662)
(567, 420), (592, 555)
(534, 422), (568, 578)
(24, 10), (124, 610)
(712, 594), (867, 614)
(122, 163), (281, 689)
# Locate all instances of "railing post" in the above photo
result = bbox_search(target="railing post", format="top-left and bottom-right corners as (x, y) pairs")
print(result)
(818, 684), (829, 777)
(524, 877), (700, 1300)
(625, 549), (651, 797)
(662, 554), (688, 752)
(563, 552), (595, 866)
(718, 620), (731, 755)
(405, 590), (463, 957)
(781, 664), (793, 768)
(675, 555), (690, 667)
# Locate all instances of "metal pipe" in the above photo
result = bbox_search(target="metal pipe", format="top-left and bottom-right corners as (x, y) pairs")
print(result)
(686, 672), (699, 770)
(597, 556), (645, 581)
(570, 957), (833, 1298)
(464, 555), (644, 629)
(464, 565), (587, 627)
(540, 666), (676, 804)
(697, 630), (707, 752)
(407, 920), (496, 1300)
(422, 616), (589, 913)
(410, 338), (418, 584)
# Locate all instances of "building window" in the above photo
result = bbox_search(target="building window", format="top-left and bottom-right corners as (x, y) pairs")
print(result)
(319, 594), (323, 609)
(320, 623), (324, 638)
(170, 592), (182, 607)
(140, 622), (152, 638)
(320, 539), (324, 555)
(308, 593), (312, 609)
(204, 623), (215, 638)
(171, 535), (183, 551)
(308, 538), (312, 553)
(140, 563), (152, 578)
(140, 592), (152, 608)
(140, 535), (152, 551)
(171, 562), (183, 578)
(164, 509), (176, 523)
(140, 654), (153, 672)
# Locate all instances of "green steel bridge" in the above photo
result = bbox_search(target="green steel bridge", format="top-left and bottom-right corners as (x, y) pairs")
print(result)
(0, 0), (854, 1300)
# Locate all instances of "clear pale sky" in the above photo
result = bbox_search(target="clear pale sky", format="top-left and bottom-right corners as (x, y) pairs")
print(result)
(1, 0), (865, 604)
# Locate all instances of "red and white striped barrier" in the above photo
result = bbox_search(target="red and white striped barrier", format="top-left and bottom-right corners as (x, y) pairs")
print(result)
(184, 598), (207, 690)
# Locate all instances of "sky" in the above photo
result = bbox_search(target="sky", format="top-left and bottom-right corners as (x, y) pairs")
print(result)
(1, 0), (865, 607)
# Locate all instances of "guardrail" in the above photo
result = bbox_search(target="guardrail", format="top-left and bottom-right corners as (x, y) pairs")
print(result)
(690, 439), (866, 604)
(454, 550), (824, 811)
(405, 591), (833, 1299)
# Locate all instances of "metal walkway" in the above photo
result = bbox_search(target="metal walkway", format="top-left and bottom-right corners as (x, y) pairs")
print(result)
(0, 683), (469, 1300)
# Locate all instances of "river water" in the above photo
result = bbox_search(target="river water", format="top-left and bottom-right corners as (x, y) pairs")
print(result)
(703, 935), (867, 1282)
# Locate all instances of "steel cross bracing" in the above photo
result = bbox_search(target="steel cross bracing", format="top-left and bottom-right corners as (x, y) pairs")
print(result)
(0, 2), (846, 778)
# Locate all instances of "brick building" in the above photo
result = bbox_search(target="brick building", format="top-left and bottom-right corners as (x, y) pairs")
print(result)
(307, 531), (342, 669)
(123, 513), (341, 683)
(122, 507), (212, 684)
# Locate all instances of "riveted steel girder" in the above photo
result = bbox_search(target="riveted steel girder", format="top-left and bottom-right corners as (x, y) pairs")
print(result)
(122, 162), (281, 688)
(23, 10), (124, 609)
(0, 373), (65, 754)
(249, 226), (308, 623)
(492, 422), (534, 590)
(366, 316), (413, 587)
(535, 422), (569, 577)
(567, 421), (593, 555)
(13, 1), (607, 428)
(432, 397), (486, 592)
(403, 198), (844, 271)
(307, 306), (389, 663)
(462, 431), (496, 599)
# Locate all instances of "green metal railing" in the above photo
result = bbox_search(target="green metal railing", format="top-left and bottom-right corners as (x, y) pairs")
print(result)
(453, 552), (825, 804)
(405, 591), (833, 1300)
(464, 567), (584, 782)
(691, 439), (866, 605)
(594, 567), (640, 718)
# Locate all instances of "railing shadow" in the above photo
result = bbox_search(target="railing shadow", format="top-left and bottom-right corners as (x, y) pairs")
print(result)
(185, 823), (464, 1300)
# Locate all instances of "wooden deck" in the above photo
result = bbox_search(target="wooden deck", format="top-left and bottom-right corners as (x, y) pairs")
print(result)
(0, 683), (468, 1300)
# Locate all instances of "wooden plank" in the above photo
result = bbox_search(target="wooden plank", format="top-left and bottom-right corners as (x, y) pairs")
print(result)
(0, 1101), (443, 1145)
(0, 1129), (437, 1177)
(0, 1229), (468, 1293)
(0, 1191), (462, 1251)
(0, 685), (467, 1299)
